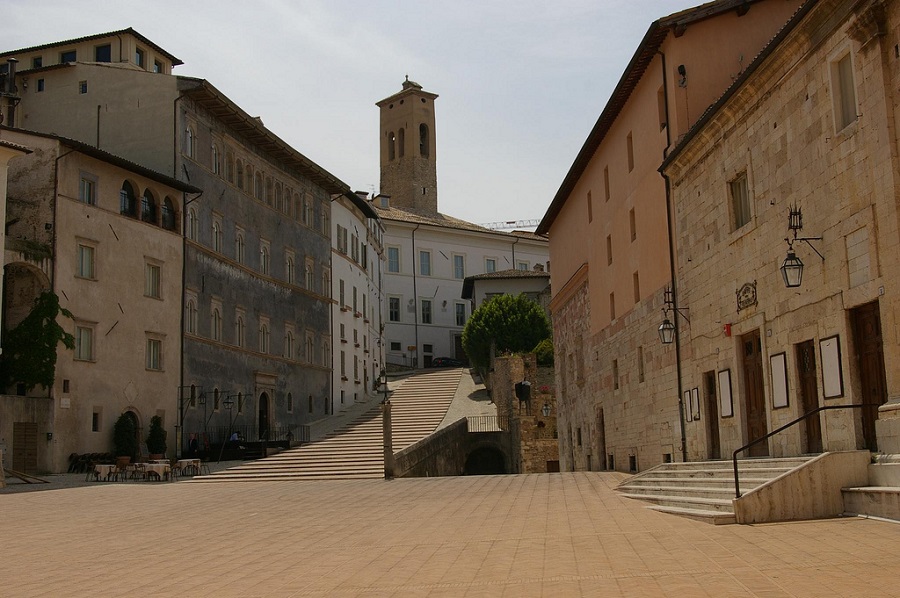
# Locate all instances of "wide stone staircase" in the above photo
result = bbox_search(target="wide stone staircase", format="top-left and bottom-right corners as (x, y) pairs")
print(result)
(616, 456), (815, 525)
(192, 368), (463, 482)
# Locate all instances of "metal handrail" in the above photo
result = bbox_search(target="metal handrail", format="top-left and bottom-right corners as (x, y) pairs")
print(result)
(732, 403), (879, 498)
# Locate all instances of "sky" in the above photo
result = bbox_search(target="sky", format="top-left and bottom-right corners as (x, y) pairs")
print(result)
(4, 1), (693, 227)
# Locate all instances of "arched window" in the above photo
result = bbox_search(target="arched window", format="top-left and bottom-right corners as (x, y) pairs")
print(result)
(266, 178), (274, 206)
(255, 172), (264, 200)
(212, 144), (220, 175)
(260, 245), (270, 274)
(213, 221), (222, 252)
(161, 197), (177, 231)
(235, 315), (245, 347)
(141, 189), (157, 224)
(236, 160), (244, 190)
(211, 308), (222, 341)
(259, 323), (270, 353)
(274, 183), (282, 212)
(285, 331), (295, 359)
(323, 341), (330, 367)
(235, 232), (245, 264)
(188, 208), (198, 240)
(120, 181), (137, 217)
(419, 124), (429, 157)
(286, 256), (295, 284)
(398, 128), (405, 158)
(287, 391), (294, 411)
(225, 152), (234, 183)
(307, 335), (315, 364)
(185, 126), (195, 158)
(388, 131), (396, 161)
(185, 299), (197, 333)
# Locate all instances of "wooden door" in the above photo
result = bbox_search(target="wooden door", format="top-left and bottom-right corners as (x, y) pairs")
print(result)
(796, 340), (822, 453)
(742, 330), (769, 456)
(851, 302), (887, 451)
(704, 371), (721, 459)
(12, 422), (38, 474)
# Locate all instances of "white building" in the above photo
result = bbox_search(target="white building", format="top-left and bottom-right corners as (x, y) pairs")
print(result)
(374, 78), (548, 368)
(331, 191), (385, 414)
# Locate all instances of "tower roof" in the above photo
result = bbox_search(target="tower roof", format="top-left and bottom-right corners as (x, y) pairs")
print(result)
(376, 77), (438, 107)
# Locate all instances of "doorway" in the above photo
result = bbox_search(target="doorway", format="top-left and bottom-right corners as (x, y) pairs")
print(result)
(851, 301), (887, 451)
(12, 422), (37, 473)
(704, 371), (720, 459)
(796, 340), (822, 453)
(741, 329), (769, 456)
(596, 408), (607, 470)
(258, 392), (270, 440)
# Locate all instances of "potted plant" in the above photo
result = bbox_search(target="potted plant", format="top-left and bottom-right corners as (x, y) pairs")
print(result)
(113, 412), (138, 465)
(146, 415), (167, 460)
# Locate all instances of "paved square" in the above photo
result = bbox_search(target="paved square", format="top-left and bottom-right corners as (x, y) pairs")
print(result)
(2, 472), (898, 596)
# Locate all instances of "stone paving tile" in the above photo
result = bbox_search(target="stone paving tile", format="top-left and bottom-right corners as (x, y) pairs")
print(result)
(2, 472), (899, 597)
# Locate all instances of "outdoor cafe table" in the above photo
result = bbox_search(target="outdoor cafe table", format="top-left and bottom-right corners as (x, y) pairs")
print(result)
(94, 464), (116, 481)
(178, 459), (201, 475)
(143, 463), (171, 481)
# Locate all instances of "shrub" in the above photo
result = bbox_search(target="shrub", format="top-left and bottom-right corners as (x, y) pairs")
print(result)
(533, 338), (554, 366)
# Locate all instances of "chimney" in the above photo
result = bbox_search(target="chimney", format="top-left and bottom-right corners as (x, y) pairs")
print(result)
(533, 263), (544, 272)
(374, 194), (391, 209)
(354, 190), (369, 201)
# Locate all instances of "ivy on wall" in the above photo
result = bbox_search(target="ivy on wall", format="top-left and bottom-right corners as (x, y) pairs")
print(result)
(0, 291), (75, 392)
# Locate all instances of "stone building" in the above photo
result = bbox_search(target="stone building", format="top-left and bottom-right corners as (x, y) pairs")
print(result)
(661, 0), (900, 460)
(0, 128), (196, 473)
(536, 0), (804, 472)
(375, 79), (549, 367)
(0, 29), (352, 456)
(331, 191), (385, 414)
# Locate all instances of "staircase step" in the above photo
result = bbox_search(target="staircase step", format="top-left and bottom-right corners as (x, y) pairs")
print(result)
(619, 492), (735, 513)
(842, 486), (900, 521)
(617, 484), (736, 499)
(646, 505), (737, 525)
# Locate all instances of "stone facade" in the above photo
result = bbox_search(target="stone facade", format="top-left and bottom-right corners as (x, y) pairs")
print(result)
(663, 0), (900, 460)
(538, 0), (804, 473)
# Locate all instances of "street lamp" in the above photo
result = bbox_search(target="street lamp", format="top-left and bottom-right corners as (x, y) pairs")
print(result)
(658, 286), (688, 345)
(541, 402), (551, 417)
(380, 369), (394, 479)
(781, 205), (823, 288)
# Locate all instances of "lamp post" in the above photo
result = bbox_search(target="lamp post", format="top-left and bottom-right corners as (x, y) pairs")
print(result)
(781, 206), (823, 288)
(658, 286), (687, 345)
(380, 369), (394, 479)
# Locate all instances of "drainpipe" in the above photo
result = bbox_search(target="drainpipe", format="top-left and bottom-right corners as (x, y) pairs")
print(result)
(658, 49), (687, 463)
(411, 223), (420, 368)
(510, 236), (519, 269)
(180, 189), (202, 458)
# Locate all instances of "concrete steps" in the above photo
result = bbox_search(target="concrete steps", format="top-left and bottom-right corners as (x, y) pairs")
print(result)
(192, 369), (463, 482)
(842, 461), (900, 521)
(617, 456), (815, 524)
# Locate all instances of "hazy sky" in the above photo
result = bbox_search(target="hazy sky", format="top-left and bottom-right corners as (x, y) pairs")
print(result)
(5, 1), (692, 226)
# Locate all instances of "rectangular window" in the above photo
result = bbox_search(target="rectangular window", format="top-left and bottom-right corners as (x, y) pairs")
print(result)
(613, 359), (620, 390)
(633, 271), (640, 304)
(91, 410), (100, 432)
(485, 258), (496, 273)
(517, 261), (528, 271)
(390, 341), (401, 351)
(135, 47), (145, 68)
(419, 251), (431, 276)
(145, 263), (161, 299)
(638, 346), (645, 383)
(337, 226), (348, 254)
(76, 243), (95, 279)
(146, 338), (162, 370)
(79, 80), (88, 94)
(587, 190), (593, 223)
(339, 279), (345, 306)
(351, 234), (359, 262)
(75, 326), (94, 361)
(833, 51), (858, 131)
(60, 50), (76, 63)
(79, 173), (97, 205)
(606, 235), (612, 266)
(153, 60), (163, 74)
(629, 208), (636, 241)
(387, 246), (400, 273)
(626, 132), (634, 172)
(94, 44), (111, 62)
(455, 303), (466, 326)
(604, 166), (610, 201)
(453, 254), (465, 279)
(421, 299), (432, 324)
(389, 297), (400, 322)
(730, 173), (751, 230)
(609, 292), (616, 320)
(37, 78), (45, 92)
(32, 57), (42, 68)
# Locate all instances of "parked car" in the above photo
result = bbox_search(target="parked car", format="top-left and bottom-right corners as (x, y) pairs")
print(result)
(431, 357), (464, 368)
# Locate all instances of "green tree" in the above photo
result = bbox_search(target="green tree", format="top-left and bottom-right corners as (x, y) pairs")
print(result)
(462, 293), (551, 371)
(146, 415), (167, 456)
(0, 291), (75, 392)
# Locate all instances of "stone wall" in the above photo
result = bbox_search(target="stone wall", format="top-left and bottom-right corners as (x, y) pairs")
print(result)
(394, 418), (469, 477)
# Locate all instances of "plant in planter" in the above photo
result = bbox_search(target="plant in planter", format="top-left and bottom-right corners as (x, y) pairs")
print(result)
(146, 415), (167, 460)
(113, 412), (138, 464)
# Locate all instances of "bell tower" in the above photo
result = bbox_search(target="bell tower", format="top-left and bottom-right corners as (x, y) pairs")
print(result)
(376, 77), (439, 213)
